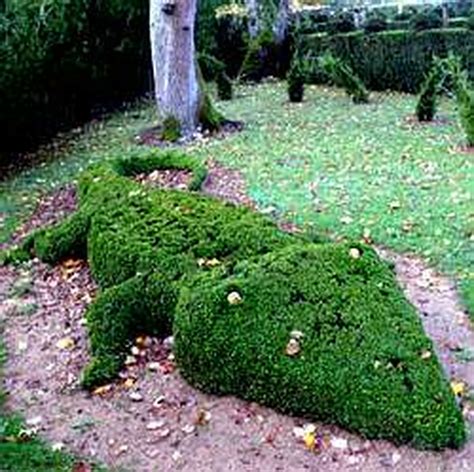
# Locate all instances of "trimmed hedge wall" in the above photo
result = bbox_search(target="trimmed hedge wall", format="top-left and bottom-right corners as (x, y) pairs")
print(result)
(0, 0), (150, 165)
(299, 29), (474, 93)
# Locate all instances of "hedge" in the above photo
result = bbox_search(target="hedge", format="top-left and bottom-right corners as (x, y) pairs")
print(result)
(175, 243), (466, 449)
(2, 151), (466, 448)
(0, 0), (150, 167)
(299, 28), (474, 93)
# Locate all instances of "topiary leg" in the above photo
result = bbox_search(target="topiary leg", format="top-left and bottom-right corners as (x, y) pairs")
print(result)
(33, 210), (90, 264)
(82, 272), (178, 389)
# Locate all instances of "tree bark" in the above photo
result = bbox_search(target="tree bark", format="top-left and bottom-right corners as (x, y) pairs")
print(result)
(273, 0), (290, 46)
(245, 0), (261, 39)
(150, 0), (200, 135)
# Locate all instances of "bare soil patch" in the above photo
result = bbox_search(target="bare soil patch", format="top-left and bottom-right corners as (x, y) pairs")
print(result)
(1, 164), (473, 471)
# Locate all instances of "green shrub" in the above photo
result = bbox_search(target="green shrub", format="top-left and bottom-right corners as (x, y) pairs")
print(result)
(216, 72), (233, 100)
(19, 152), (302, 385)
(411, 8), (443, 31)
(364, 13), (388, 33)
(9, 153), (466, 447)
(319, 53), (369, 103)
(161, 116), (182, 143)
(328, 11), (356, 34)
(287, 59), (305, 103)
(175, 243), (466, 449)
(299, 29), (474, 93)
(416, 59), (446, 121)
(83, 272), (177, 388)
(456, 79), (474, 147)
(468, 12), (474, 30)
(448, 17), (468, 29)
(239, 30), (277, 82)
(0, 0), (150, 165)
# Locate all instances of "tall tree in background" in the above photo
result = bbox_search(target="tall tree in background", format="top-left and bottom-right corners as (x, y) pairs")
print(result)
(245, 0), (262, 38)
(273, 0), (289, 47)
(150, 0), (219, 136)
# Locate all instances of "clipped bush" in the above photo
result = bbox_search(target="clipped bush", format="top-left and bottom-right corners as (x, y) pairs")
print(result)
(416, 59), (446, 121)
(17, 152), (300, 385)
(364, 13), (388, 33)
(6, 152), (466, 448)
(298, 29), (474, 93)
(0, 0), (150, 165)
(175, 243), (466, 449)
(455, 76), (474, 147)
(287, 59), (305, 103)
(468, 12), (474, 30)
(239, 30), (277, 82)
(411, 8), (443, 31)
(319, 53), (369, 103)
(328, 11), (356, 34)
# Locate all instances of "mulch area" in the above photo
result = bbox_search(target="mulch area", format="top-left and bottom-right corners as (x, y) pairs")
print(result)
(1, 163), (473, 471)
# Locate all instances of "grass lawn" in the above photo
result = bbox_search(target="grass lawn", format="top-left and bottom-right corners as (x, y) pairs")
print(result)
(2, 82), (472, 314)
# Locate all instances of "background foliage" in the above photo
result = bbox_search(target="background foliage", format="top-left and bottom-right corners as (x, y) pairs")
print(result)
(298, 29), (474, 93)
(0, 0), (150, 165)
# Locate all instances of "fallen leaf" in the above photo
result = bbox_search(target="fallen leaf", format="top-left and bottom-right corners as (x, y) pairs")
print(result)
(195, 409), (212, 426)
(285, 338), (301, 357)
(451, 381), (466, 397)
(123, 378), (135, 389)
(421, 350), (432, 360)
(303, 431), (316, 450)
(227, 291), (243, 305)
(93, 385), (112, 396)
(56, 337), (74, 350)
(349, 248), (361, 259)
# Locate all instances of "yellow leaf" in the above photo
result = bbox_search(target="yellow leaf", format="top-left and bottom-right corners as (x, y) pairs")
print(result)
(123, 378), (135, 389)
(450, 381), (465, 397)
(303, 431), (316, 450)
(56, 337), (74, 350)
(93, 384), (112, 396)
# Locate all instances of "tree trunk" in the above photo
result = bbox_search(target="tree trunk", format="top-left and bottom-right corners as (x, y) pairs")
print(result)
(273, 0), (290, 46)
(245, 0), (261, 39)
(150, 0), (200, 135)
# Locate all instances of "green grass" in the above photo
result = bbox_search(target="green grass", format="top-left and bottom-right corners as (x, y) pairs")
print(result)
(1, 83), (473, 314)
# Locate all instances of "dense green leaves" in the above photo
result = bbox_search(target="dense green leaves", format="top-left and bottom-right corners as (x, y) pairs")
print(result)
(299, 29), (474, 93)
(175, 243), (466, 449)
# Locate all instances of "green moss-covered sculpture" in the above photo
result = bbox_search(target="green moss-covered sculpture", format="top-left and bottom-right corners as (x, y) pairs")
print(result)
(4, 151), (465, 449)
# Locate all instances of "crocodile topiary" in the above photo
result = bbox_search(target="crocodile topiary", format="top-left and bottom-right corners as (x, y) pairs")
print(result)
(3, 151), (466, 449)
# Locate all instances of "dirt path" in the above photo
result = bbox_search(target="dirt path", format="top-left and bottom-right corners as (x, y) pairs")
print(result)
(1, 163), (473, 471)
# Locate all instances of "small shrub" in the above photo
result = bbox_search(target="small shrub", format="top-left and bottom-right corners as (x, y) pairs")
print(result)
(175, 243), (466, 449)
(319, 53), (369, 103)
(328, 12), (356, 34)
(239, 30), (276, 82)
(411, 8), (443, 31)
(457, 80), (474, 147)
(216, 72), (233, 100)
(161, 116), (182, 142)
(468, 12), (474, 31)
(364, 13), (388, 33)
(416, 59), (446, 121)
(287, 60), (305, 103)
